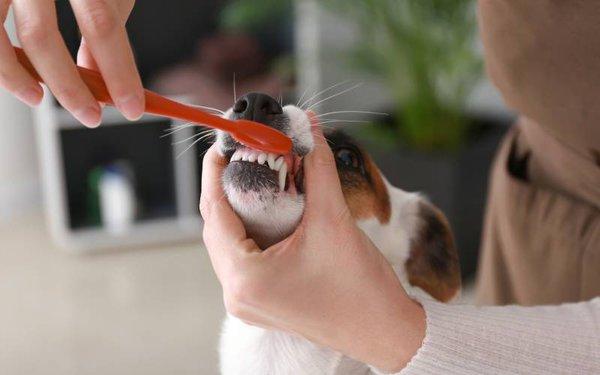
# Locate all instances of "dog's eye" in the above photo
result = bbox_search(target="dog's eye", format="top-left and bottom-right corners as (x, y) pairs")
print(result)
(335, 148), (360, 169)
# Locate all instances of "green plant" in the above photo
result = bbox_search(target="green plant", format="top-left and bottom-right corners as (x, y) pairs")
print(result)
(220, 0), (292, 32)
(324, 0), (481, 151)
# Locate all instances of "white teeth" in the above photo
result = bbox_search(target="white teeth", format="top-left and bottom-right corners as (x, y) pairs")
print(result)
(267, 153), (276, 169)
(257, 153), (267, 165)
(274, 156), (284, 170)
(230, 151), (241, 162)
(230, 150), (288, 189)
(278, 162), (287, 192)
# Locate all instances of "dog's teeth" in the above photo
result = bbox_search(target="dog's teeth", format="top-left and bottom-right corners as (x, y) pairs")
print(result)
(278, 162), (287, 192)
(248, 153), (257, 163)
(267, 153), (276, 169)
(257, 153), (267, 165)
(274, 156), (284, 171)
(231, 151), (241, 162)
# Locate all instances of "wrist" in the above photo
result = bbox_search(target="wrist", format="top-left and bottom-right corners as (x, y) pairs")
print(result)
(369, 292), (426, 373)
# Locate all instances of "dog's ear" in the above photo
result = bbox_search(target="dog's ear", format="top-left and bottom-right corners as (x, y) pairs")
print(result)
(405, 201), (461, 302)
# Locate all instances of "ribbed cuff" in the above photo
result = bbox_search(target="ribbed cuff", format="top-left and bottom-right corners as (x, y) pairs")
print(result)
(370, 296), (600, 375)
(389, 296), (495, 375)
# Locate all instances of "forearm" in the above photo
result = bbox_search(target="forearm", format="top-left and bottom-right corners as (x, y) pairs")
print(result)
(373, 297), (600, 374)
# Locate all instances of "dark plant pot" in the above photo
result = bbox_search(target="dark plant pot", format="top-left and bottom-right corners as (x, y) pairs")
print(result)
(359, 115), (511, 280)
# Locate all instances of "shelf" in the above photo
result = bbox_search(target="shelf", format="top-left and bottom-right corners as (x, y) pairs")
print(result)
(34, 89), (205, 252)
(57, 216), (203, 253)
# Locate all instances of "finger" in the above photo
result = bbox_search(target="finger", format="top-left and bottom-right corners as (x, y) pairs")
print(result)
(0, 1), (43, 106)
(302, 116), (347, 214)
(200, 145), (248, 249)
(70, 0), (145, 121)
(12, 0), (101, 127)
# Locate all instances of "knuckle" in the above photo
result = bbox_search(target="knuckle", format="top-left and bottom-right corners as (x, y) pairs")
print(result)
(52, 85), (81, 105)
(18, 19), (53, 47)
(80, 1), (120, 38)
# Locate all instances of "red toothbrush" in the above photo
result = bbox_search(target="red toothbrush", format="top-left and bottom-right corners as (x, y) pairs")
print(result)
(13, 46), (292, 155)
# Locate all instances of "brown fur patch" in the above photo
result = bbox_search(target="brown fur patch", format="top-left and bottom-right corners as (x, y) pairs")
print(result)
(341, 151), (391, 224)
(405, 202), (461, 302)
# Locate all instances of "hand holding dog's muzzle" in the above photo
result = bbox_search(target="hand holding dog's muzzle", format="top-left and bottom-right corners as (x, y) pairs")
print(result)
(200, 124), (426, 373)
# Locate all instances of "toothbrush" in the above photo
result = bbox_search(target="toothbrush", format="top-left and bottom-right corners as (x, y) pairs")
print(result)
(13, 46), (292, 155)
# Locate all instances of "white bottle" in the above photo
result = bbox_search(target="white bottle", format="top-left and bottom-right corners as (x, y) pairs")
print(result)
(99, 166), (136, 235)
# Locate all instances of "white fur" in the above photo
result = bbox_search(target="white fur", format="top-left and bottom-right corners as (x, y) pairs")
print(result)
(216, 105), (433, 375)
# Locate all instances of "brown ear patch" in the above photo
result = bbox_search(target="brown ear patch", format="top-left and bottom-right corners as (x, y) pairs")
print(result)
(405, 202), (461, 302)
(343, 152), (391, 224)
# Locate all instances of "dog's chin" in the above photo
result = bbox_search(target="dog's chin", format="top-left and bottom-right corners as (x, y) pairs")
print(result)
(222, 162), (306, 249)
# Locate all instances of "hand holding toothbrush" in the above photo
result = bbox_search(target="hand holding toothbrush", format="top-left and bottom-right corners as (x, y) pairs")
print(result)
(0, 0), (141, 127)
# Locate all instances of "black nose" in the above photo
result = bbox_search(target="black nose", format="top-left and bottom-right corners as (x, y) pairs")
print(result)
(232, 93), (283, 124)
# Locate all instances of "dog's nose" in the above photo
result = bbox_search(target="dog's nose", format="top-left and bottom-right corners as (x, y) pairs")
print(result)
(232, 93), (283, 124)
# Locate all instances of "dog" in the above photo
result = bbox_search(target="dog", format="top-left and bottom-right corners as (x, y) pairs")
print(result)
(213, 93), (461, 374)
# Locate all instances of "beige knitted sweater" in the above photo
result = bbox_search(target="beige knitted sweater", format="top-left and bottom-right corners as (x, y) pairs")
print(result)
(379, 297), (600, 374)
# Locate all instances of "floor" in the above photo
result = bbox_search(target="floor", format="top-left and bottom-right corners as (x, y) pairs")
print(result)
(0, 213), (476, 375)
(0, 214), (224, 375)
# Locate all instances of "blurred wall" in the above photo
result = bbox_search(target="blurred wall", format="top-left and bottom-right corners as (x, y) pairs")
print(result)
(0, 11), (40, 221)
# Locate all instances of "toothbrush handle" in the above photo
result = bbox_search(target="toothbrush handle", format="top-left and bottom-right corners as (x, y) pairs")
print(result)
(14, 46), (292, 154)
(14, 46), (235, 132)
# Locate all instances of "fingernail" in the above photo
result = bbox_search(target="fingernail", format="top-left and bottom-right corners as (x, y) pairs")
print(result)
(16, 86), (43, 107)
(76, 105), (102, 128)
(116, 93), (145, 121)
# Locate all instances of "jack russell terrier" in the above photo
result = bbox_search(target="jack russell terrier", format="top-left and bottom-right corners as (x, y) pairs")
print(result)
(213, 92), (461, 374)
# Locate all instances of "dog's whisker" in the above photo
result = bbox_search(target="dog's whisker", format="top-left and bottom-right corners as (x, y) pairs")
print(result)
(176, 137), (207, 159)
(166, 122), (196, 131)
(166, 122), (193, 130)
(317, 110), (389, 117)
(315, 124), (337, 131)
(300, 80), (351, 110)
(161, 124), (196, 138)
(296, 88), (310, 107)
(196, 128), (215, 136)
(318, 119), (371, 126)
(199, 144), (214, 158)
(311, 133), (334, 145)
(306, 83), (363, 111)
(233, 72), (237, 103)
(197, 133), (216, 142)
(186, 103), (225, 115)
(171, 132), (204, 145)
(161, 124), (216, 138)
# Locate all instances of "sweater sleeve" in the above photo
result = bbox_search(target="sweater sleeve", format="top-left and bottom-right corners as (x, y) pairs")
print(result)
(372, 297), (600, 375)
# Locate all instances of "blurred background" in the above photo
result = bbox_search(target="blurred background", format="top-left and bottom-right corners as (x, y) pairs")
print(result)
(0, 1), (512, 374)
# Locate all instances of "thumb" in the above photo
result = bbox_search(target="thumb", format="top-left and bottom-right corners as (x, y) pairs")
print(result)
(200, 145), (248, 249)
(302, 115), (347, 216)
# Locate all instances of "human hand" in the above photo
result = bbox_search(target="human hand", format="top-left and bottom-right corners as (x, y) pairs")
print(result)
(200, 125), (425, 372)
(0, 0), (143, 127)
